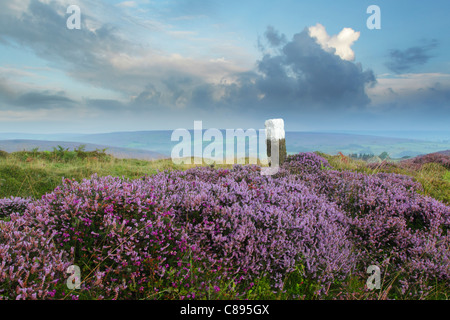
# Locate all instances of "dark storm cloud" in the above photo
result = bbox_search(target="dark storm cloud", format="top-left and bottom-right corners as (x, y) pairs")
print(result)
(280, 29), (376, 107)
(135, 26), (378, 124)
(131, 85), (162, 108)
(264, 26), (287, 48)
(0, 78), (74, 110)
(385, 40), (439, 74)
(219, 27), (376, 113)
(12, 91), (75, 108)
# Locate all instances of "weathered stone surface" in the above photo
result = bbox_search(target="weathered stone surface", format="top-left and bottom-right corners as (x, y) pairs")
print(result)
(265, 119), (286, 167)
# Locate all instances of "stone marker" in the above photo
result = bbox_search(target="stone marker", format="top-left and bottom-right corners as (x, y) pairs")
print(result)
(265, 118), (286, 168)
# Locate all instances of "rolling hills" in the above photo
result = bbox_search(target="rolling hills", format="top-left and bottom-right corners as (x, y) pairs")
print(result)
(0, 139), (166, 160)
(1, 131), (449, 160)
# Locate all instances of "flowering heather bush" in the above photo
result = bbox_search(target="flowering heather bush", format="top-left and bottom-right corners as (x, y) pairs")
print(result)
(146, 165), (356, 292)
(283, 152), (331, 174)
(400, 152), (450, 170)
(0, 196), (32, 218)
(28, 176), (190, 300)
(0, 152), (449, 299)
(0, 166), (355, 299)
(0, 209), (72, 299)
(283, 156), (449, 297)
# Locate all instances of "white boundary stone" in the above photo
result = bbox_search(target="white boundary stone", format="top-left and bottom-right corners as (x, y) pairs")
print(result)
(265, 119), (285, 141)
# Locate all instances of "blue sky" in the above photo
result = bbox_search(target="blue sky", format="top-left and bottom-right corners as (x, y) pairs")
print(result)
(0, 0), (449, 133)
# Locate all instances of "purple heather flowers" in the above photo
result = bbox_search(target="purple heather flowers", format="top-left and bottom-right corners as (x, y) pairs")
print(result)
(0, 152), (448, 299)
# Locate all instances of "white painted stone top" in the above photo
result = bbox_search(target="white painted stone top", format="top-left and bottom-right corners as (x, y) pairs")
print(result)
(265, 118), (285, 141)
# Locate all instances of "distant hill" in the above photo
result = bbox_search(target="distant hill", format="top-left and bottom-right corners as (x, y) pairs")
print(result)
(52, 131), (450, 159)
(0, 140), (167, 160)
(0, 131), (449, 159)
(400, 150), (450, 170)
(437, 150), (450, 156)
(322, 130), (450, 142)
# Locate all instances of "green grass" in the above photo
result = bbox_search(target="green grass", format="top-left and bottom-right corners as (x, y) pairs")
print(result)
(0, 149), (168, 199)
(0, 149), (266, 200)
(1, 148), (448, 205)
(443, 170), (450, 183)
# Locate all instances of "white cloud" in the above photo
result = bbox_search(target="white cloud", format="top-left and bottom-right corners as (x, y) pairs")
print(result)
(116, 1), (138, 8)
(107, 52), (247, 86)
(0, 66), (44, 80)
(166, 30), (198, 38)
(308, 23), (360, 61)
(367, 72), (450, 106)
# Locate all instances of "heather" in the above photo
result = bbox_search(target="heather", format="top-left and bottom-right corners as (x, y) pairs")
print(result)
(0, 196), (32, 218)
(323, 152), (450, 205)
(0, 151), (449, 300)
(282, 155), (449, 297)
(400, 152), (450, 171)
(0, 149), (201, 200)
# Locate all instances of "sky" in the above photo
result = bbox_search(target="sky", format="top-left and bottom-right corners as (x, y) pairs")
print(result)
(0, 0), (449, 134)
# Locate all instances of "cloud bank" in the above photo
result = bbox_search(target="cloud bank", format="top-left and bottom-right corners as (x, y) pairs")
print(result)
(0, 2), (375, 118)
(0, 0), (448, 132)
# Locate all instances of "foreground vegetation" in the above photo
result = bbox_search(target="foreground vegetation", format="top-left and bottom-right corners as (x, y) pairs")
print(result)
(0, 148), (449, 300)
(0, 148), (448, 205)
(320, 151), (450, 205)
(0, 147), (240, 200)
